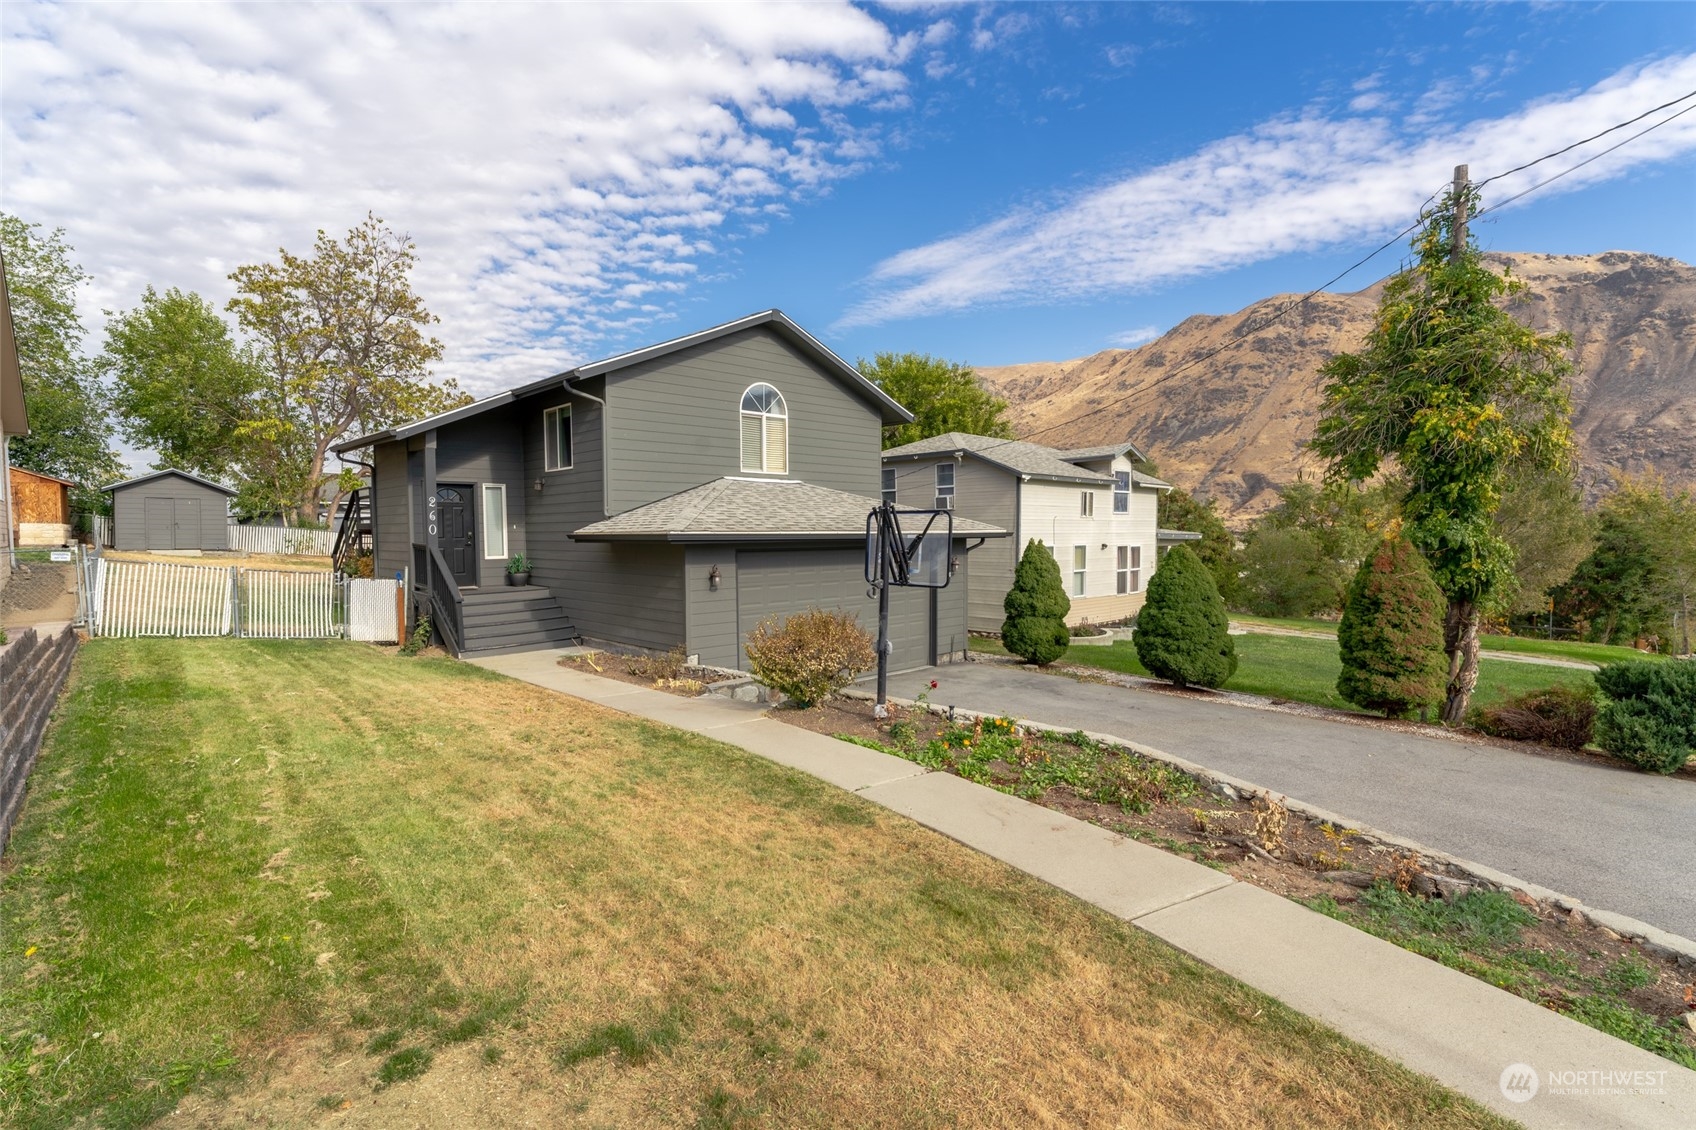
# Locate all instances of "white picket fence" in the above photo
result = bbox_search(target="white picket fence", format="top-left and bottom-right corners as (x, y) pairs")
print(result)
(227, 524), (334, 556)
(90, 559), (398, 642)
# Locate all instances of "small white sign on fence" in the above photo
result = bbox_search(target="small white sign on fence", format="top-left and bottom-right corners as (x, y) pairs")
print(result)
(49, 551), (71, 563)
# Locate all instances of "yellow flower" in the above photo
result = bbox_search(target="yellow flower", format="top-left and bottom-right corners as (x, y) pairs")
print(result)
(24, 946), (36, 957)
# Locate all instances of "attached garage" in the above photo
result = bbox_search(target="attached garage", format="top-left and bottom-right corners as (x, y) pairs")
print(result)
(102, 469), (236, 552)
(735, 547), (935, 673)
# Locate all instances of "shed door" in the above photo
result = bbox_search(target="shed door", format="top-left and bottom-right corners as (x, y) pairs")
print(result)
(174, 498), (202, 549)
(144, 497), (175, 550)
(735, 548), (933, 673)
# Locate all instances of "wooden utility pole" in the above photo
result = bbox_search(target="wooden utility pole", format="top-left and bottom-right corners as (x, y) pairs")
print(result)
(1450, 164), (1470, 264)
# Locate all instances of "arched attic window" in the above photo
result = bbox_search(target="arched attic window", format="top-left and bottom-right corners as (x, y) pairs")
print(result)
(739, 383), (788, 474)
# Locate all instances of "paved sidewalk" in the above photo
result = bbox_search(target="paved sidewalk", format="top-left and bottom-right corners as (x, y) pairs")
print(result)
(471, 649), (1696, 1130)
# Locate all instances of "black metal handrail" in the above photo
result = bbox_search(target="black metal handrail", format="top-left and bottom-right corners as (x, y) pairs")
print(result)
(331, 488), (362, 573)
(425, 543), (465, 655)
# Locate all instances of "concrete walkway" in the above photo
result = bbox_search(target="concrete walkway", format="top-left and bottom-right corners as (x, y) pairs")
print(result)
(470, 649), (1696, 1130)
(903, 662), (1696, 941)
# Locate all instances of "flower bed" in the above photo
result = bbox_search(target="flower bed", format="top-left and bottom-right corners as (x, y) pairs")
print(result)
(776, 693), (1696, 1068)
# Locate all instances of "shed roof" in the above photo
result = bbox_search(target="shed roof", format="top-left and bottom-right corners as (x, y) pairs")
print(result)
(573, 477), (1005, 543)
(332, 310), (912, 454)
(9, 466), (77, 487)
(101, 468), (238, 496)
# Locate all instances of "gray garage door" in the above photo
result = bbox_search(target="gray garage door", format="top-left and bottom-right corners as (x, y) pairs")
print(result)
(736, 548), (934, 673)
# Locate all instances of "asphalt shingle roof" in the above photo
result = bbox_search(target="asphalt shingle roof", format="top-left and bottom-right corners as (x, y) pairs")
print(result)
(573, 477), (1005, 542)
(881, 432), (1112, 484)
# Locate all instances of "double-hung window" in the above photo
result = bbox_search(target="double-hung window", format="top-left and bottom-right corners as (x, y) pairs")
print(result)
(1113, 471), (1130, 513)
(543, 404), (573, 471)
(881, 467), (897, 505)
(740, 384), (788, 473)
(1080, 490), (1095, 518)
(1117, 545), (1141, 594)
(935, 462), (955, 505)
(1072, 546), (1087, 596)
(482, 484), (508, 560)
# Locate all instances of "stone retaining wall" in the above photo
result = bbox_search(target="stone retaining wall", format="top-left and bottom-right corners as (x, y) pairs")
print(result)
(1, 623), (78, 850)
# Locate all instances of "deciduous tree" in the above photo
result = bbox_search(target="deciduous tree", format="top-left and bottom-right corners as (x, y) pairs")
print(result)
(103, 286), (263, 483)
(0, 214), (122, 507)
(1312, 183), (1574, 724)
(227, 214), (468, 523)
(858, 352), (1014, 448)
(1492, 466), (1593, 615)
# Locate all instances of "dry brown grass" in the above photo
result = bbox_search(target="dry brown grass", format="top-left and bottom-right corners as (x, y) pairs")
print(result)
(103, 549), (332, 571)
(7, 640), (1510, 1129)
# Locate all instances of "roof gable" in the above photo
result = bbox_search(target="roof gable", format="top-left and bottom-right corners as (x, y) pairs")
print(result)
(101, 468), (238, 496)
(333, 309), (910, 454)
(881, 432), (1112, 485)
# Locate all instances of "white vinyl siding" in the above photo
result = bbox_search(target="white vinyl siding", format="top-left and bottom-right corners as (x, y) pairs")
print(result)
(739, 383), (788, 473)
(1016, 459), (1158, 624)
(1072, 545), (1087, 596)
(482, 484), (508, 559)
(544, 405), (573, 471)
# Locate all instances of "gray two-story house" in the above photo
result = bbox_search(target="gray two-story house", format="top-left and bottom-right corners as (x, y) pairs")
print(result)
(333, 311), (1001, 670)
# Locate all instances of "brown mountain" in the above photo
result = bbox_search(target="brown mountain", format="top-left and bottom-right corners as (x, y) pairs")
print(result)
(976, 251), (1696, 525)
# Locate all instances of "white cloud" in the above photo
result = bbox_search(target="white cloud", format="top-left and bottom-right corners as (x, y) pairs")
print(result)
(1, 1), (914, 392)
(839, 54), (1696, 327)
(1109, 326), (1162, 348)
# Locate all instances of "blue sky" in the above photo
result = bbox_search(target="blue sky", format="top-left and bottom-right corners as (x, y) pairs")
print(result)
(3, 1), (1693, 397)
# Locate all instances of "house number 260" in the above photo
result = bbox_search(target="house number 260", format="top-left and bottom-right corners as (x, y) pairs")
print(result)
(427, 494), (438, 537)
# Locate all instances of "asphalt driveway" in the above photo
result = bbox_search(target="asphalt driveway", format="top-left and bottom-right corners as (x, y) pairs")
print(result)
(904, 662), (1696, 939)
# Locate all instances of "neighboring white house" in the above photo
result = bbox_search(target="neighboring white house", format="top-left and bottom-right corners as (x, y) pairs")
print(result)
(882, 433), (1178, 631)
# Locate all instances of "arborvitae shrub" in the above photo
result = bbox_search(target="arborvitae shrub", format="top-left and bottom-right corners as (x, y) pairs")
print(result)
(1002, 539), (1071, 665)
(1134, 546), (1237, 689)
(744, 607), (876, 706)
(1594, 659), (1696, 774)
(1335, 537), (1449, 718)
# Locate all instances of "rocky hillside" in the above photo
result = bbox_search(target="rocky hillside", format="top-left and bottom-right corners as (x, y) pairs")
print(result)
(977, 252), (1695, 524)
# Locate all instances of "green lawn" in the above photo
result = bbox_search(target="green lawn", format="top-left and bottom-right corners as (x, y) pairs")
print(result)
(0, 639), (1510, 1129)
(974, 634), (1597, 713)
(1228, 614), (1663, 668)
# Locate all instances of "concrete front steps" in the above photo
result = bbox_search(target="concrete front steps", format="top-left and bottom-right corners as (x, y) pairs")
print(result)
(458, 586), (581, 656)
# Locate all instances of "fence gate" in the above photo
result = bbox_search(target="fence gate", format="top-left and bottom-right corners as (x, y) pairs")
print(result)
(239, 569), (338, 638)
(93, 558), (231, 637)
(3, 545), (94, 633)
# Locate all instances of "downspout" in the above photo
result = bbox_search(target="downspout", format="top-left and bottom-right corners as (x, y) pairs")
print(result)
(565, 383), (611, 517)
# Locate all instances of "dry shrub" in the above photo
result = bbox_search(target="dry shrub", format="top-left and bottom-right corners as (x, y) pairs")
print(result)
(628, 644), (688, 682)
(1470, 684), (1597, 750)
(743, 608), (875, 707)
(1251, 793), (1289, 854)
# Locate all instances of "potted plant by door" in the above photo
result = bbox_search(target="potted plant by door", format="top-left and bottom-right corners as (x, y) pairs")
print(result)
(506, 553), (531, 587)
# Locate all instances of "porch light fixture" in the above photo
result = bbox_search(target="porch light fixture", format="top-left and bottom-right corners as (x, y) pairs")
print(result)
(533, 478), (544, 492)
(708, 564), (721, 591)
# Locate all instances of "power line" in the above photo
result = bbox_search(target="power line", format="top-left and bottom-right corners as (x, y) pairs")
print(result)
(1475, 87), (1696, 188)
(1023, 187), (1444, 440)
(1477, 101), (1696, 217)
(1024, 92), (1696, 443)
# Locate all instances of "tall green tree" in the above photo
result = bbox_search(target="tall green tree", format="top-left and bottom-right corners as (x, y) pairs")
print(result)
(1554, 504), (1662, 647)
(1237, 526), (1346, 618)
(103, 286), (264, 483)
(858, 352), (1013, 448)
(0, 214), (122, 507)
(1492, 466), (1593, 615)
(1603, 475), (1696, 656)
(227, 213), (468, 522)
(1311, 182), (1574, 724)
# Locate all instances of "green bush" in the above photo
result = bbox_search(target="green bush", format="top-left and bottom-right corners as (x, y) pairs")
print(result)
(1001, 539), (1071, 665)
(1594, 659), (1696, 774)
(1134, 546), (1237, 689)
(1469, 684), (1597, 749)
(1335, 537), (1448, 718)
(744, 607), (876, 707)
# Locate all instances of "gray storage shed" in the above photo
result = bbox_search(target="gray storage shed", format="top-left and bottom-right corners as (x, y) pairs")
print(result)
(102, 469), (236, 551)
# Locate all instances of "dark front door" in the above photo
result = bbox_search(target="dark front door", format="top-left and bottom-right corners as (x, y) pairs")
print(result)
(437, 485), (476, 587)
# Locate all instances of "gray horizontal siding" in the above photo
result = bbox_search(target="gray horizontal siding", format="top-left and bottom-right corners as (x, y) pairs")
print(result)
(606, 328), (882, 511)
(432, 406), (529, 589)
(110, 475), (230, 551)
(372, 441), (409, 581)
(885, 454), (1018, 632)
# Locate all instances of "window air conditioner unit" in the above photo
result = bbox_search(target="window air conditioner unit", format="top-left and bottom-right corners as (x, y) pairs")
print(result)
(934, 495), (955, 511)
